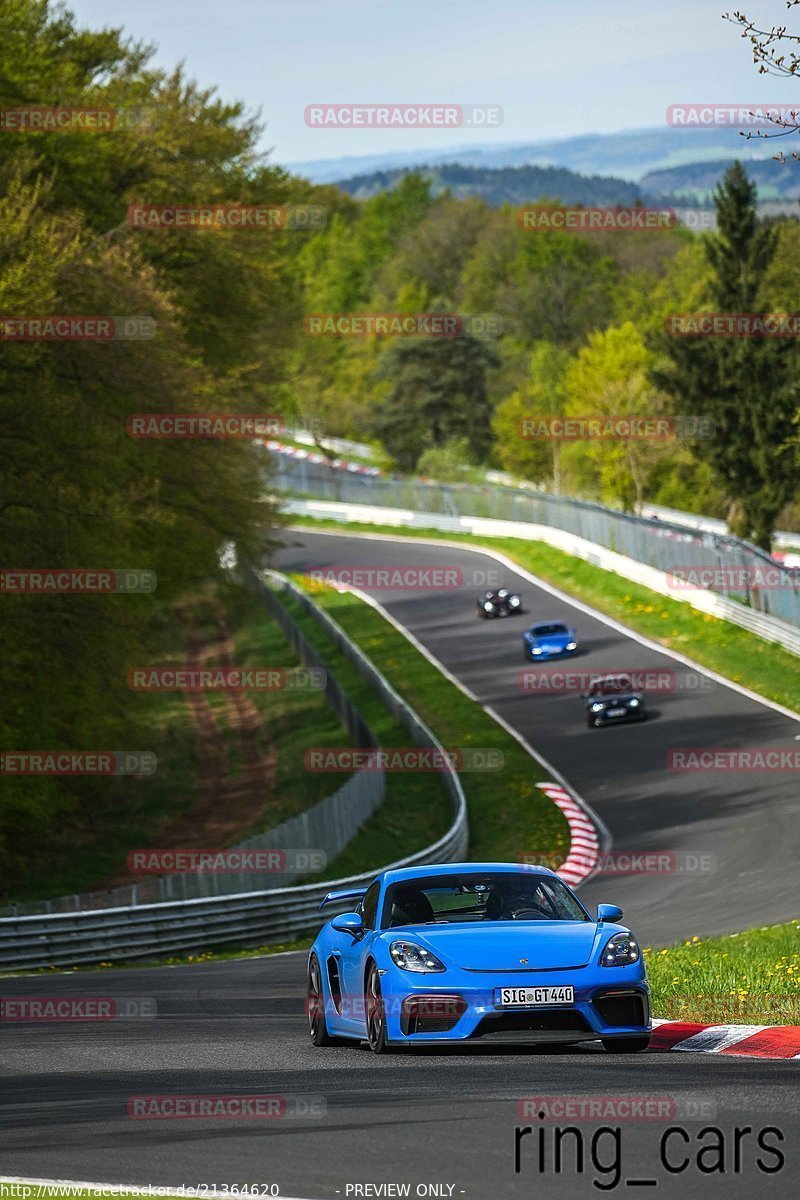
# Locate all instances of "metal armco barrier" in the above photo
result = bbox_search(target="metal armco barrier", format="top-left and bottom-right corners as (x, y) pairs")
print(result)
(269, 455), (800, 632)
(0, 572), (468, 969)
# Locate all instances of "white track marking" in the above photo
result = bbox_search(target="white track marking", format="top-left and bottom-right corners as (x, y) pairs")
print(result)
(287, 524), (800, 724)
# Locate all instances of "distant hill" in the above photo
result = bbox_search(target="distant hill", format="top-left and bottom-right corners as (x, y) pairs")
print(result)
(640, 158), (800, 203)
(335, 162), (667, 207)
(286, 126), (777, 186)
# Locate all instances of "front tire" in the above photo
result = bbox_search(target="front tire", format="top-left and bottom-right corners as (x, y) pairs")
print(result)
(602, 1036), (650, 1053)
(365, 962), (394, 1053)
(307, 954), (345, 1047)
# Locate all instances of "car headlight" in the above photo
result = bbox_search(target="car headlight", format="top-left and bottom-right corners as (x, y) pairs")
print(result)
(389, 940), (446, 973)
(601, 932), (640, 967)
(628, 698), (640, 707)
(590, 702), (605, 712)
(532, 647), (542, 655)
(566, 641), (577, 651)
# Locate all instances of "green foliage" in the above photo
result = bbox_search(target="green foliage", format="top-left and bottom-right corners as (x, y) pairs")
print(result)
(652, 163), (800, 549)
(371, 333), (499, 471)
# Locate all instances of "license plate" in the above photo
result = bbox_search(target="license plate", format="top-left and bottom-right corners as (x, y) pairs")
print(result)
(494, 986), (574, 1007)
(606, 708), (626, 717)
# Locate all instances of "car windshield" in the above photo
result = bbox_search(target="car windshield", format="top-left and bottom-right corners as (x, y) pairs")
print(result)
(383, 872), (589, 928)
(589, 676), (632, 696)
(532, 623), (568, 637)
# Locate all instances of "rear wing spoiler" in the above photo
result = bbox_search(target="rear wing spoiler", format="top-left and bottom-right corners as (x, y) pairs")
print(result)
(319, 886), (367, 911)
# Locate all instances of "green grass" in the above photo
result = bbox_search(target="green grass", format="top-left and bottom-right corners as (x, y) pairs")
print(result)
(646, 920), (800, 1025)
(288, 516), (800, 714)
(288, 575), (571, 866)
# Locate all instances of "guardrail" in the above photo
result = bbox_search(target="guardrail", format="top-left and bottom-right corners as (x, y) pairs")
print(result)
(282, 499), (800, 659)
(0, 571), (468, 970)
(269, 455), (800, 638)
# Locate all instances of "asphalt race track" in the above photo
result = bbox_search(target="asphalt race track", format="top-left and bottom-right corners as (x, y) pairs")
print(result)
(2, 527), (798, 1200)
(275, 528), (800, 945)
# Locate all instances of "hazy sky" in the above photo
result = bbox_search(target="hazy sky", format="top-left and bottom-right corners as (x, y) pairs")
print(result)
(63, 0), (800, 168)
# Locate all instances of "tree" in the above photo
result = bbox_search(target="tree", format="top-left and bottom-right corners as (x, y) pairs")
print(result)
(492, 342), (570, 488)
(562, 323), (667, 511)
(652, 163), (799, 549)
(371, 334), (499, 471)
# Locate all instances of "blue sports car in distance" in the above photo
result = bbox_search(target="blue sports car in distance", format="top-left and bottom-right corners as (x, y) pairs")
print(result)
(522, 620), (578, 661)
(307, 862), (650, 1053)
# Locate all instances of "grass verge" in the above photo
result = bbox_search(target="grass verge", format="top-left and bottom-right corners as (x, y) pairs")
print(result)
(646, 919), (800, 1025)
(288, 516), (800, 714)
(287, 575), (571, 866)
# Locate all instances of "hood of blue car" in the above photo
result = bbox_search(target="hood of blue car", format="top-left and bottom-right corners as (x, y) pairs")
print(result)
(530, 633), (571, 651)
(407, 922), (599, 971)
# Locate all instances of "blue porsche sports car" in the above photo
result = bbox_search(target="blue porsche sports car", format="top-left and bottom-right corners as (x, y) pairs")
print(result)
(307, 863), (650, 1053)
(522, 620), (578, 661)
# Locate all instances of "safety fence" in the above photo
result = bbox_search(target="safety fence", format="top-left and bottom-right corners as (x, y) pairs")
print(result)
(0, 572), (468, 968)
(269, 455), (800, 632)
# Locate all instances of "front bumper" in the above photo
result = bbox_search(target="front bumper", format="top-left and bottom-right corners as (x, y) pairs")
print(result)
(377, 970), (650, 1045)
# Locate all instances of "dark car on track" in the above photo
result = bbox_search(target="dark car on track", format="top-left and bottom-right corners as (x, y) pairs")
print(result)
(476, 587), (522, 618)
(584, 674), (647, 728)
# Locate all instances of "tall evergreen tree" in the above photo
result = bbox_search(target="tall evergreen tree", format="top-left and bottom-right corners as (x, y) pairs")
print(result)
(653, 163), (799, 550)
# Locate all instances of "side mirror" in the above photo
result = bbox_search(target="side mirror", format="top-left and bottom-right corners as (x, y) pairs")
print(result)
(597, 903), (623, 923)
(331, 911), (364, 937)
